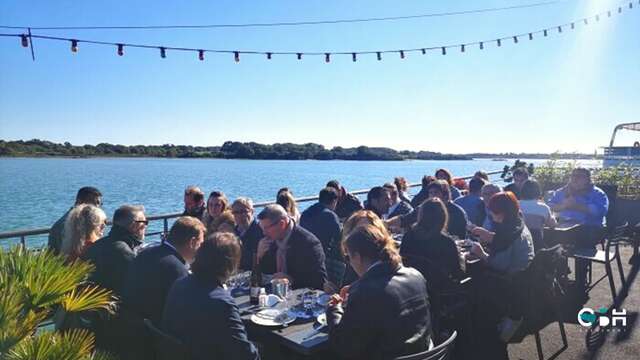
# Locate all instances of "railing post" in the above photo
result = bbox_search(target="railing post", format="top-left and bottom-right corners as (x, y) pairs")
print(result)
(20, 236), (26, 248)
(164, 218), (169, 234)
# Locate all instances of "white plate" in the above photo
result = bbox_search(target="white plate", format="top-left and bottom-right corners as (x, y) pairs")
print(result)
(251, 309), (296, 327)
(316, 313), (327, 326)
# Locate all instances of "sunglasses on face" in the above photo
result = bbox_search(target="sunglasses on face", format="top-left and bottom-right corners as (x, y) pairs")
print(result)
(134, 220), (149, 226)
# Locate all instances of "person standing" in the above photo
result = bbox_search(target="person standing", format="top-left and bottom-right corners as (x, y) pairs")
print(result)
(48, 186), (102, 255)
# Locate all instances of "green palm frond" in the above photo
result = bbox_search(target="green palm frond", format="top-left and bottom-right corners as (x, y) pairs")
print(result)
(61, 286), (116, 314)
(0, 283), (49, 353)
(5, 329), (95, 360)
(91, 350), (120, 360)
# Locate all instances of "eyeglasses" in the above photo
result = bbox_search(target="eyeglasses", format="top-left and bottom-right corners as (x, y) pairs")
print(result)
(232, 209), (250, 215)
(134, 220), (149, 226)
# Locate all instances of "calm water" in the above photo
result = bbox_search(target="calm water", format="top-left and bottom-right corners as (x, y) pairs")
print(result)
(0, 157), (601, 248)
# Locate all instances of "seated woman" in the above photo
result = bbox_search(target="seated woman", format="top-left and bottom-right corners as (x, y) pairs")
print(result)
(327, 225), (432, 360)
(202, 191), (232, 234)
(468, 191), (534, 274)
(276, 189), (301, 223)
(400, 198), (464, 290)
(61, 204), (107, 262)
(519, 180), (557, 251)
(435, 168), (462, 200)
(162, 232), (259, 360)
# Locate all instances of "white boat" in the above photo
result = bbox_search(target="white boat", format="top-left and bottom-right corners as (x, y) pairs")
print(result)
(603, 122), (640, 167)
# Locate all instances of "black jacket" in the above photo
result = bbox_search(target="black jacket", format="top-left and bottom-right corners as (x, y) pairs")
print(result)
(82, 225), (142, 295)
(388, 200), (414, 219)
(504, 183), (522, 199)
(410, 189), (429, 208)
(48, 208), (72, 255)
(327, 262), (432, 360)
(335, 193), (363, 220)
(236, 220), (264, 271)
(300, 202), (342, 255)
(122, 243), (189, 325)
(182, 206), (205, 219)
(162, 275), (260, 360)
(260, 224), (327, 290)
(400, 229), (464, 291)
(401, 201), (469, 240)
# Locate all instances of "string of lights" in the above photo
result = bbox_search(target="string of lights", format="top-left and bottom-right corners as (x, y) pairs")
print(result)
(0, 1), (567, 30)
(0, 1), (636, 63)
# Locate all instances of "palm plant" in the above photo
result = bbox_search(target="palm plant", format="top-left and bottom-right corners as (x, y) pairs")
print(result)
(0, 246), (117, 360)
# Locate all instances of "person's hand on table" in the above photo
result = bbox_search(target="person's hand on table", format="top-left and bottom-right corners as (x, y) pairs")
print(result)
(328, 294), (343, 307)
(471, 227), (494, 244)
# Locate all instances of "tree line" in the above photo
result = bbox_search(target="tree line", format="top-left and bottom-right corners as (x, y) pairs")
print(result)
(0, 139), (471, 161)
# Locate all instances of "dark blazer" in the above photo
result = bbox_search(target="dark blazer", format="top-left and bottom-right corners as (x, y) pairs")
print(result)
(388, 200), (414, 219)
(122, 243), (189, 325)
(237, 220), (264, 271)
(162, 275), (260, 360)
(260, 224), (327, 290)
(504, 183), (522, 199)
(82, 225), (142, 295)
(400, 229), (464, 291)
(327, 262), (432, 360)
(48, 207), (72, 255)
(410, 189), (429, 208)
(300, 202), (342, 255)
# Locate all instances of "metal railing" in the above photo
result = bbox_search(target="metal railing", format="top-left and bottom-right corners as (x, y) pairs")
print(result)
(0, 170), (504, 249)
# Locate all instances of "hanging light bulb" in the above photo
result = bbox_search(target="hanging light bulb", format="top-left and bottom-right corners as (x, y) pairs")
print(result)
(496, 39), (501, 47)
(70, 39), (78, 53)
(234, 51), (239, 62)
(297, 53), (302, 60)
(266, 52), (272, 60)
(558, 26), (562, 33)
(630, 2), (633, 9)
(352, 53), (357, 62)
(421, 48), (426, 55)
(571, 22), (575, 29)
(596, 14), (600, 21)
(441, 47), (446, 55)
(117, 44), (124, 56)
(513, 36), (518, 44)
(376, 52), (381, 61)
(461, 44), (465, 52)
(325, 53), (330, 63)
(618, 6), (622, 13)
(608, 11), (612, 17)
(543, 29), (548, 37)
(399, 50), (404, 59)
(584, 18), (589, 25)
(198, 50), (204, 61)
(479, 42), (484, 50)
(160, 47), (166, 58)
(528, 33), (533, 40)
(21, 34), (29, 47)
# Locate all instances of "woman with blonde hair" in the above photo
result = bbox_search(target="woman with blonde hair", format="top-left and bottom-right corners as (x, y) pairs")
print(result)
(276, 190), (300, 223)
(61, 204), (107, 261)
(342, 210), (392, 242)
(202, 191), (232, 234)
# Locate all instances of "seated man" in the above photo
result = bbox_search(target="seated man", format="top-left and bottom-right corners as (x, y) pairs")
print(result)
(120, 217), (205, 360)
(480, 183), (502, 231)
(231, 197), (264, 271)
(162, 232), (260, 360)
(326, 180), (363, 220)
(82, 205), (147, 295)
(48, 186), (103, 255)
(383, 183), (413, 219)
(504, 167), (529, 199)
(454, 177), (486, 226)
(411, 175), (436, 208)
(365, 186), (392, 219)
(256, 205), (327, 290)
(123, 216), (205, 325)
(300, 187), (342, 256)
(182, 186), (205, 219)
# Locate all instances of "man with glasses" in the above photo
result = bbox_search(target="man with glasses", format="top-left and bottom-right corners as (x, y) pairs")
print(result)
(256, 205), (327, 290)
(48, 186), (102, 254)
(231, 197), (264, 270)
(82, 204), (147, 295)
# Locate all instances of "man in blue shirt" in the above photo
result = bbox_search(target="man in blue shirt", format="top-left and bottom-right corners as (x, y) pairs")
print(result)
(547, 168), (609, 230)
(455, 177), (486, 226)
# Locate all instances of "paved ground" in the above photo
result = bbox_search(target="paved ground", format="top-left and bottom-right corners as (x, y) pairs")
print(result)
(508, 245), (639, 360)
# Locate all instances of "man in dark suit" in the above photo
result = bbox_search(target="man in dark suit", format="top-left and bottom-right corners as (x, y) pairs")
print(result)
(300, 187), (341, 255)
(383, 183), (414, 219)
(119, 216), (205, 360)
(231, 197), (264, 271)
(257, 205), (327, 290)
(327, 180), (364, 220)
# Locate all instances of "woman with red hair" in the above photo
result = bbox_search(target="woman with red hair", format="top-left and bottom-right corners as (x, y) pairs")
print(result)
(468, 191), (534, 274)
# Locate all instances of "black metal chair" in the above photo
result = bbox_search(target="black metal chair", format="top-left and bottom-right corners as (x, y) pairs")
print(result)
(570, 223), (628, 301)
(143, 318), (189, 360)
(394, 331), (457, 360)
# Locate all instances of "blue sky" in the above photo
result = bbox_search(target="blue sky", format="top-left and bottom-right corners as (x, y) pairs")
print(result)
(0, 0), (638, 154)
